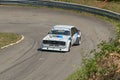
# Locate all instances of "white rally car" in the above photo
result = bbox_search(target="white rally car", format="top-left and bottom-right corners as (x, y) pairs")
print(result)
(40, 25), (81, 52)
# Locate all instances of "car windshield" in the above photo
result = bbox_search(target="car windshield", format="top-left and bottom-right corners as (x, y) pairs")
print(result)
(50, 30), (70, 35)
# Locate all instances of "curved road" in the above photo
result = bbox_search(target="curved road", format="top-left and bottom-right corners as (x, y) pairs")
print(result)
(0, 6), (115, 80)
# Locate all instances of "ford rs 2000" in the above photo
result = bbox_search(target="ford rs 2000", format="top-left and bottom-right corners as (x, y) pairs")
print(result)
(40, 25), (81, 52)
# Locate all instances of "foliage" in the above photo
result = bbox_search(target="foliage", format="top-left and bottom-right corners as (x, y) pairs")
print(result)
(66, 18), (120, 80)
(98, 0), (120, 1)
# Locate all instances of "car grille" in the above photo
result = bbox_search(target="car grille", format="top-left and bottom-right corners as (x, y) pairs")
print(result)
(43, 40), (65, 46)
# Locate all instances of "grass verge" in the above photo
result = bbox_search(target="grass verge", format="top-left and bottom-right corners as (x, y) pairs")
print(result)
(66, 11), (120, 80)
(0, 33), (22, 49)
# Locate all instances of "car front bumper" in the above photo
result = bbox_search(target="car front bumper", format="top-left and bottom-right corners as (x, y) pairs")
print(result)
(41, 46), (68, 52)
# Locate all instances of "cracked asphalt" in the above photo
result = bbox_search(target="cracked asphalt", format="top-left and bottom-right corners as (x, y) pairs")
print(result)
(0, 5), (115, 80)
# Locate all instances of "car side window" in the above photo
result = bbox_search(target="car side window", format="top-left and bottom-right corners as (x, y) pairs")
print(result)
(74, 27), (78, 33)
(71, 27), (77, 36)
(71, 28), (74, 36)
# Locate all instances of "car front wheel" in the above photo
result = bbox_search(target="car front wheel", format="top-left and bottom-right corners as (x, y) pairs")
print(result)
(68, 43), (71, 52)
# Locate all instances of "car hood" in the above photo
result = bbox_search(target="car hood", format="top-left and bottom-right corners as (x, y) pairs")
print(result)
(43, 34), (70, 42)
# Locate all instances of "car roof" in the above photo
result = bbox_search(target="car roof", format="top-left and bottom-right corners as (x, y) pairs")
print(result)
(52, 25), (74, 30)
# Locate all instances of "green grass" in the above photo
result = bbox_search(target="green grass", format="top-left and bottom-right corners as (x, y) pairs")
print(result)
(0, 33), (21, 48)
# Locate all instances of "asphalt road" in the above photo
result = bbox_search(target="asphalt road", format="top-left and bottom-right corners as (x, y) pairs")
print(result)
(0, 5), (115, 80)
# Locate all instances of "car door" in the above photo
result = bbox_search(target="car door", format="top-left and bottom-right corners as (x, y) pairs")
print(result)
(73, 28), (79, 44)
(71, 27), (76, 45)
(74, 27), (80, 44)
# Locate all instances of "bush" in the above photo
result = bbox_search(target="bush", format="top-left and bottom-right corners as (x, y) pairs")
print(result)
(98, 0), (120, 2)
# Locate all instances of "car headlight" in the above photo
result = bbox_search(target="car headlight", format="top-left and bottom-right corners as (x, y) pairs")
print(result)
(42, 44), (49, 47)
